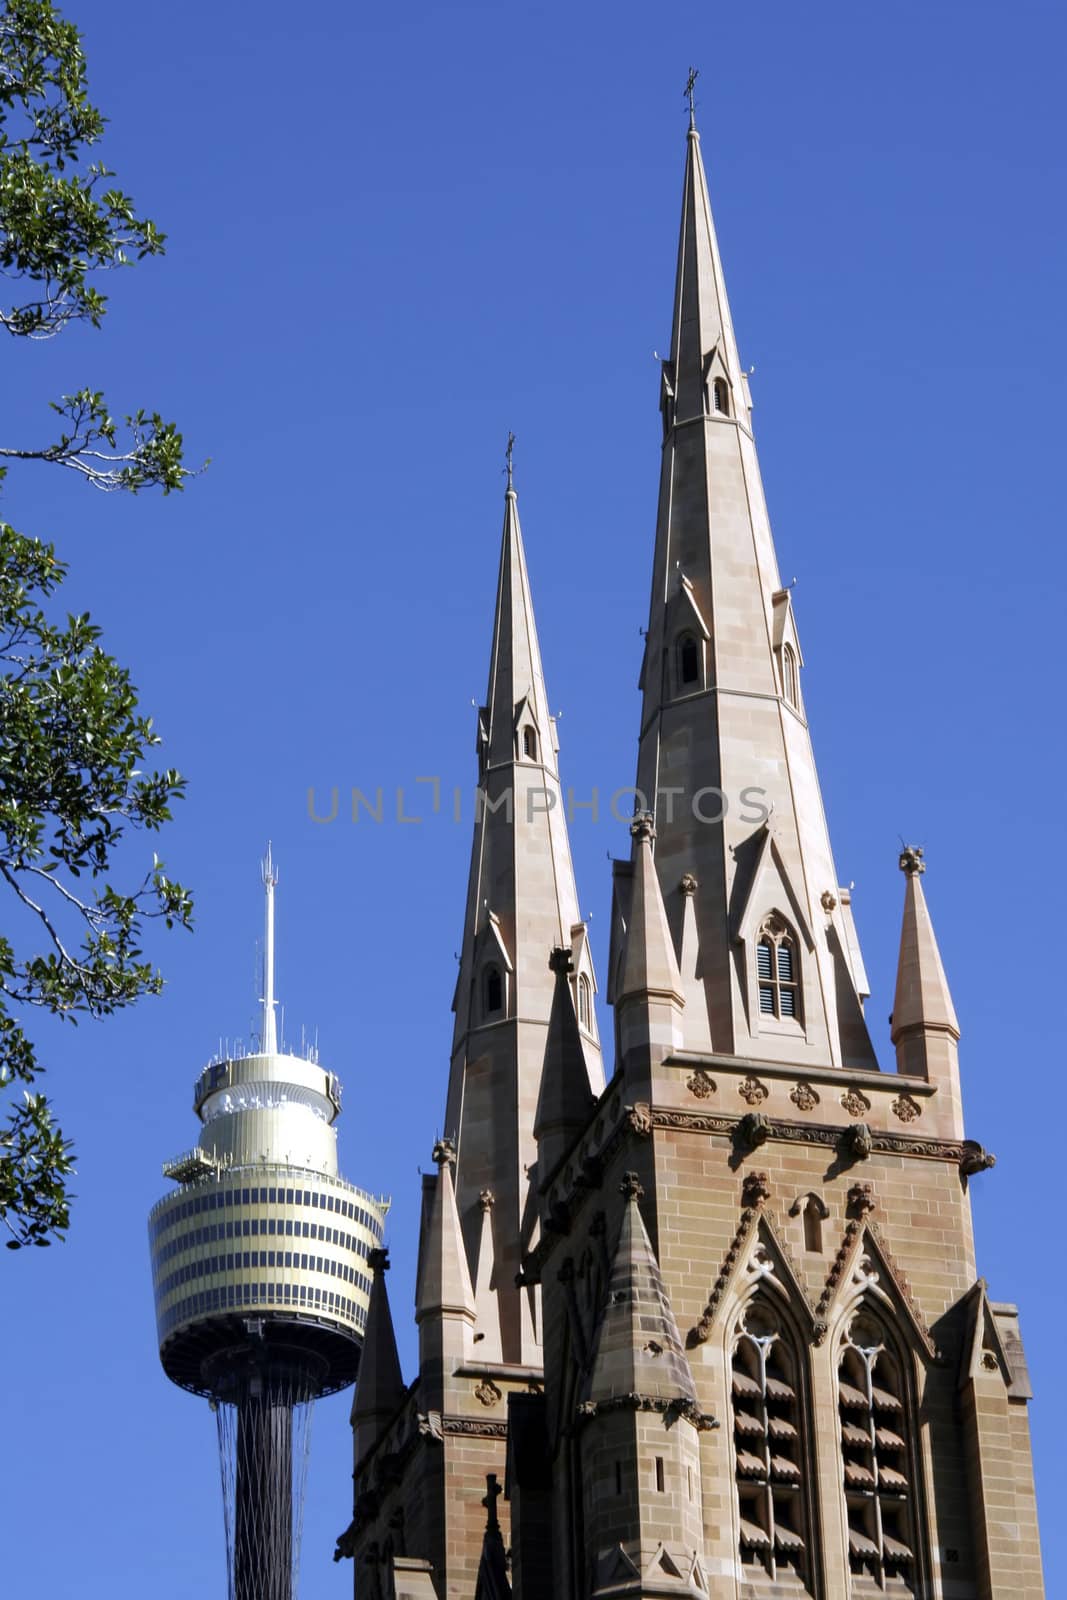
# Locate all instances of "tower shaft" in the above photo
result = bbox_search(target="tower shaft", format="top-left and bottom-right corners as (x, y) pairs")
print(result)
(235, 1389), (294, 1600)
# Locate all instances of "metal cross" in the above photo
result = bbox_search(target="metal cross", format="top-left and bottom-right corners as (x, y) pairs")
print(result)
(685, 67), (699, 124)
(505, 430), (515, 487)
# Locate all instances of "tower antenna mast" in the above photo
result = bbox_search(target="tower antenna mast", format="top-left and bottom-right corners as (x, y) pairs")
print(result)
(261, 843), (279, 1054)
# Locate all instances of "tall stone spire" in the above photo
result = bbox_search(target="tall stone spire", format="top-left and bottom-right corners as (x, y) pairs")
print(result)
(891, 846), (963, 1134)
(632, 115), (877, 1071)
(446, 462), (604, 1364)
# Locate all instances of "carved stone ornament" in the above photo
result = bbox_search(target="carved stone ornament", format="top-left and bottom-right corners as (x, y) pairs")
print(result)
(790, 1081), (819, 1112)
(981, 1352), (999, 1372)
(431, 1137), (457, 1169)
(960, 1141), (997, 1177)
(842, 1123), (873, 1161)
(741, 1171), (771, 1209)
(367, 1246), (391, 1273)
(738, 1075), (769, 1106)
(625, 1102), (653, 1137)
(737, 1111), (770, 1150)
(548, 945), (574, 975)
(630, 811), (656, 843)
(847, 1182), (876, 1218)
(686, 1069), (716, 1099)
(840, 1089), (871, 1119)
(473, 1378), (503, 1408)
(820, 890), (838, 913)
(679, 872), (699, 896)
(892, 1094), (921, 1124)
(619, 1170), (646, 1202)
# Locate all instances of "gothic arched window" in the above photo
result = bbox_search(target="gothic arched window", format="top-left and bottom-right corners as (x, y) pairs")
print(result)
(757, 918), (800, 1020)
(578, 974), (592, 1030)
(677, 633), (700, 688)
(713, 377), (729, 415)
(522, 726), (538, 761)
(838, 1312), (921, 1590)
(782, 643), (799, 707)
(483, 964), (503, 1017)
(731, 1299), (812, 1586)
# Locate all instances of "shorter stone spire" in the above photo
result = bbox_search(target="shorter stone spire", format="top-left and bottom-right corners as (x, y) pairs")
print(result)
(416, 1139), (477, 1320)
(534, 948), (597, 1180)
(617, 816), (685, 1009)
(892, 848), (960, 1059)
(891, 848), (963, 1134)
(472, 1189), (503, 1362)
(586, 1173), (697, 1408)
(350, 1248), (406, 1464)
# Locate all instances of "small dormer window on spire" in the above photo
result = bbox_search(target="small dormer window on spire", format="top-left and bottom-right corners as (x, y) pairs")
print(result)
(756, 917), (800, 1020)
(677, 632), (700, 688)
(782, 644), (799, 708)
(522, 726), (538, 762)
(578, 973), (592, 1031)
(713, 377), (729, 415)
(483, 964), (504, 1018)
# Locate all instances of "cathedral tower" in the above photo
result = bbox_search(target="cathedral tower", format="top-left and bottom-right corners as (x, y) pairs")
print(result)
(339, 99), (1044, 1600)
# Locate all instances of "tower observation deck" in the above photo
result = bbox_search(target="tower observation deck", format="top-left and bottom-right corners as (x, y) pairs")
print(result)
(149, 849), (387, 1600)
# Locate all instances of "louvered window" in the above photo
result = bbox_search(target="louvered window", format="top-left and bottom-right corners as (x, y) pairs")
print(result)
(522, 726), (538, 761)
(839, 1314), (920, 1592)
(756, 919), (800, 1022)
(713, 377), (729, 415)
(731, 1300), (812, 1589)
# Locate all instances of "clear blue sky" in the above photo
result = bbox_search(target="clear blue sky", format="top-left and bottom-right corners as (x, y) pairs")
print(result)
(2, 1), (1062, 1593)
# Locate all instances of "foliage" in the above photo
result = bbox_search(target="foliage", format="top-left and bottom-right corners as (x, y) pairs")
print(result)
(0, 0), (195, 1248)
(1, 0), (191, 490)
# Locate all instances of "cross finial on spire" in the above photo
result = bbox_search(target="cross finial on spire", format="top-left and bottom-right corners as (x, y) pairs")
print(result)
(505, 431), (516, 491)
(899, 844), (926, 876)
(684, 67), (699, 128)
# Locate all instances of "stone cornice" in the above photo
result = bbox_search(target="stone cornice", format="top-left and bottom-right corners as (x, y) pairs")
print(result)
(440, 1414), (509, 1440)
(575, 1393), (718, 1431)
(649, 1104), (976, 1164)
(664, 1052), (939, 1097)
(455, 1362), (544, 1386)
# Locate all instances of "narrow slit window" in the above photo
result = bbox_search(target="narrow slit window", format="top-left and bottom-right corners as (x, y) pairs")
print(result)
(484, 965), (503, 1017)
(655, 1456), (665, 1493)
(522, 726), (538, 761)
(578, 974), (592, 1030)
(803, 1197), (823, 1254)
(782, 644), (799, 707)
(678, 633), (700, 687)
(713, 377), (729, 415)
